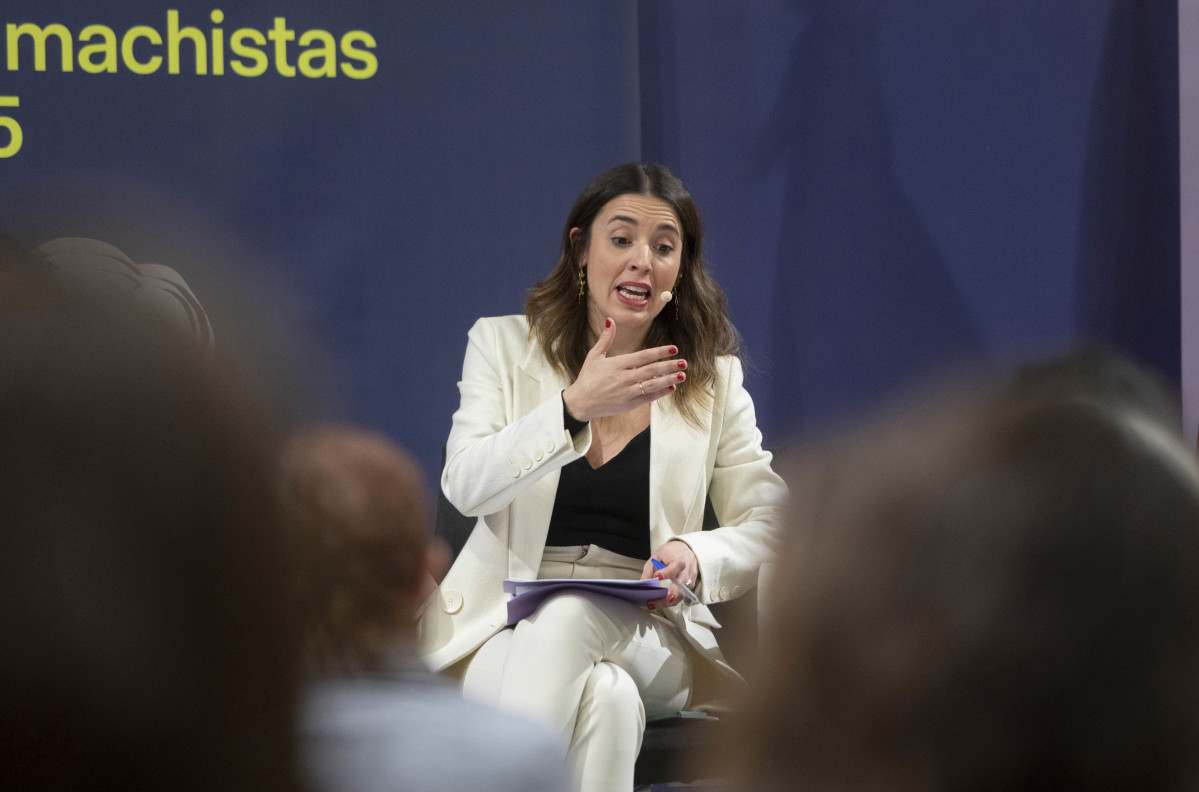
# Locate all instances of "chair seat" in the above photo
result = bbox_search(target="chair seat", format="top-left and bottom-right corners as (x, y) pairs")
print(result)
(634, 712), (729, 786)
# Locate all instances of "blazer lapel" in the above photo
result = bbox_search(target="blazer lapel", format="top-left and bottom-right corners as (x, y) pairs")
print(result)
(507, 342), (571, 579)
(649, 395), (711, 551)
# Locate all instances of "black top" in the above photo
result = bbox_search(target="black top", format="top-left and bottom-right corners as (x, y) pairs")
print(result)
(546, 421), (652, 561)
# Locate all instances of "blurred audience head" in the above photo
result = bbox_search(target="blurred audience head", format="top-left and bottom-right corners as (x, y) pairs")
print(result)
(33, 237), (216, 357)
(730, 351), (1199, 791)
(1, 235), (213, 356)
(0, 259), (300, 790)
(279, 426), (436, 674)
(1007, 345), (1182, 437)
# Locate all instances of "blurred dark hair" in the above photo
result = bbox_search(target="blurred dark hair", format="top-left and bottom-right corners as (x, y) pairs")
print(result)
(728, 378), (1199, 791)
(526, 162), (742, 425)
(0, 299), (301, 791)
(1007, 345), (1182, 436)
(279, 427), (431, 673)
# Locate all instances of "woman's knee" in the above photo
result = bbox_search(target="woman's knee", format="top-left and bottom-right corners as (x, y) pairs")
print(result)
(580, 662), (645, 726)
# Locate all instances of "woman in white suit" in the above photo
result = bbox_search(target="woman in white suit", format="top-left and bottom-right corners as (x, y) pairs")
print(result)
(420, 163), (787, 791)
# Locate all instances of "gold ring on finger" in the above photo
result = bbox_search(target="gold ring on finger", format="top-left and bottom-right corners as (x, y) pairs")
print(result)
(638, 381), (647, 396)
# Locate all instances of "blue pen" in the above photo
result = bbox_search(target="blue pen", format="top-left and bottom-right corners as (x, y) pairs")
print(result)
(651, 558), (700, 604)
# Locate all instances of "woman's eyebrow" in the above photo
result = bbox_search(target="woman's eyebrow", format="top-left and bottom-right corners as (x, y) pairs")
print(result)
(605, 214), (680, 235)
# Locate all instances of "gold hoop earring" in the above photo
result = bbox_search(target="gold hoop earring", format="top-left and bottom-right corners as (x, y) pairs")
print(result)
(577, 267), (586, 302)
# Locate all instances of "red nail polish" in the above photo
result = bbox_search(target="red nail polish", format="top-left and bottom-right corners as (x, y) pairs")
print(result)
(668, 595), (675, 603)
(605, 318), (612, 328)
(678, 361), (686, 369)
(647, 603), (655, 610)
(654, 573), (662, 580)
(668, 346), (677, 355)
(668, 384), (676, 391)
(677, 373), (685, 381)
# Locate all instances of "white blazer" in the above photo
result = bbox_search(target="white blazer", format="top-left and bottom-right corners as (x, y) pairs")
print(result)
(419, 315), (787, 695)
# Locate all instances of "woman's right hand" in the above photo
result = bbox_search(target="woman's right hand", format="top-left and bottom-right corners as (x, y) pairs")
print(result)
(561, 318), (687, 422)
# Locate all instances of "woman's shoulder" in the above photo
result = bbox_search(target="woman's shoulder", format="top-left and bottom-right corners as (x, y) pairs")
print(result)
(713, 353), (744, 384)
(465, 315), (539, 361)
(469, 314), (530, 338)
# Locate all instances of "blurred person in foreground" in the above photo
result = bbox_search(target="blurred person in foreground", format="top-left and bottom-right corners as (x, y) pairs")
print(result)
(724, 352), (1199, 791)
(0, 254), (300, 790)
(280, 426), (571, 792)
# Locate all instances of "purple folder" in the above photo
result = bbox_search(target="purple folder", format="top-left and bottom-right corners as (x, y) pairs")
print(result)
(503, 578), (669, 626)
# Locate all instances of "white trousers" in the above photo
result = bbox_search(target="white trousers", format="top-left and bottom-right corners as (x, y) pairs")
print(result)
(461, 545), (694, 792)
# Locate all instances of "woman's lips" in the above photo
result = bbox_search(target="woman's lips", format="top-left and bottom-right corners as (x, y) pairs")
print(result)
(616, 284), (650, 306)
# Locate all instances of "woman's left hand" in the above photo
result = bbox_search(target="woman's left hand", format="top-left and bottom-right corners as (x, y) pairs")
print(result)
(641, 540), (698, 609)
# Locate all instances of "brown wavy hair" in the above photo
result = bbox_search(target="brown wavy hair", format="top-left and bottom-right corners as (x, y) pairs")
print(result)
(279, 427), (430, 673)
(526, 163), (743, 425)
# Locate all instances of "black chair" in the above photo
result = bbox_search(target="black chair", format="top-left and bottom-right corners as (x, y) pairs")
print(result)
(434, 461), (757, 787)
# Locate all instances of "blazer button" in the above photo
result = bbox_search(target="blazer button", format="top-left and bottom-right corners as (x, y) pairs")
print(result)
(442, 589), (464, 614)
(509, 465), (521, 478)
(718, 587), (730, 600)
(545, 439), (556, 453)
(732, 585), (743, 597)
(534, 448), (545, 461)
(522, 457), (534, 470)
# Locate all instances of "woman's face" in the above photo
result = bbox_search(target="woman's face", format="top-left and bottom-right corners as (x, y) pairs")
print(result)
(572, 193), (682, 347)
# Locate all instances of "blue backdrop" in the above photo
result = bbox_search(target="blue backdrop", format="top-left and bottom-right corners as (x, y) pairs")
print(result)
(1, 0), (1180, 485)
